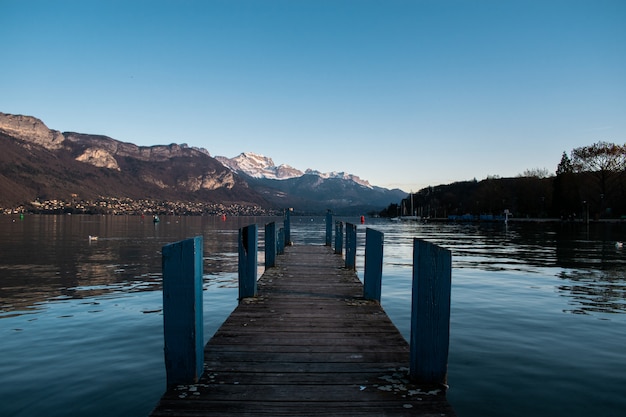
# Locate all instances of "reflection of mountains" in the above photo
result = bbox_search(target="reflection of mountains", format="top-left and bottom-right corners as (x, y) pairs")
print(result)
(0, 245), (160, 316)
(1, 247), (240, 317)
(0, 215), (266, 317)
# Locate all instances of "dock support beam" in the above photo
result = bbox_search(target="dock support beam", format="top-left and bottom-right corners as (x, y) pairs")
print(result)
(238, 224), (258, 300)
(325, 210), (333, 246)
(162, 236), (204, 387)
(265, 221), (276, 268)
(345, 222), (357, 270)
(409, 239), (452, 385)
(334, 221), (344, 255)
(363, 228), (384, 301)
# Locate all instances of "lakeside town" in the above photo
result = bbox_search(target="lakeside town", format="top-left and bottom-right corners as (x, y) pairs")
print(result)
(0, 196), (275, 217)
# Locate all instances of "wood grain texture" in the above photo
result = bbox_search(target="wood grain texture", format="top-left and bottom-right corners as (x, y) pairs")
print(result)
(150, 244), (455, 416)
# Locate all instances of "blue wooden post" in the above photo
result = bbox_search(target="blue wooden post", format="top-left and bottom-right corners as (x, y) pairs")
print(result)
(345, 222), (357, 270)
(238, 224), (258, 300)
(277, 227), (285, 255)
(334, 221), (344, 255)
(162, 236), (204, 386)
(265, 221), (276, 268)
(363, 228), (384, 301)
(409, 238), (452, 385)
(284, 209), (292, 246)
(325, 210), (333, 246)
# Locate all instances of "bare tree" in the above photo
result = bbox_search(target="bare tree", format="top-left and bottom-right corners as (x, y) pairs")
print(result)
(571, 141), (626, 215)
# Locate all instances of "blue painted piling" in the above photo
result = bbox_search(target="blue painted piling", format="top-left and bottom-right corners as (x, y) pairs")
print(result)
(161, 236), (204, 386)
(325, 210), (333, 246)
(277, 227), (285, 255)
(345, 222), (357, 270)
(265, 222), (276, 269)
(334, 221), (344, 255)
(409, 239), (452, 385)
(238, 224), (258, 300)
(363, 228), (384, 302)
(284, 209), (292, 246)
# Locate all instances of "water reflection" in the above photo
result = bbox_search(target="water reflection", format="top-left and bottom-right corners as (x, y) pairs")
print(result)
(370, 220), (626, 316)
(558, 269), (626, 315)
(1, 216), (624, 319)
(0, 215), (280, 317)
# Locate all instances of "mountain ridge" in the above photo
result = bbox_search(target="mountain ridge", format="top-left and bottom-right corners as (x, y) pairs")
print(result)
(215, 151), (374, 189)
(0, 111), (405, 214)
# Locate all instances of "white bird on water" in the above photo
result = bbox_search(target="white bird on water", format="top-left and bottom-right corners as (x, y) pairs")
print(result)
(616, 242), (623, 249)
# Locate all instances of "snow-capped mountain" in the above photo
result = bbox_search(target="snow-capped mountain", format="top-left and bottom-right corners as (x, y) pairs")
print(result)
(216, 152), (372, 188)
(215, 152), (303, 180)
(215, 152), (405, 214)
(304, 169), (372, 189)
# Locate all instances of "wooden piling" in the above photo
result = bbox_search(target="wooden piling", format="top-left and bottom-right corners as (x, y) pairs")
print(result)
(325, 210), (333, 246)
(161, 236), (204, 386)
(334, 221), (344, 255)
(284, 209), (291, 245)
(238, 224), (257, 300)
(150, 244), (456, 417)
(363, 228), (384, 302)
(345, 222), (357, 270)
(409, 238), (452, 385)
(277, 227), (285, 255)
(265, 221), (276, 269)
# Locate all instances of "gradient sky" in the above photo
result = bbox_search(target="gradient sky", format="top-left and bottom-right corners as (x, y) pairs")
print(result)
(2, 0), (624, 192)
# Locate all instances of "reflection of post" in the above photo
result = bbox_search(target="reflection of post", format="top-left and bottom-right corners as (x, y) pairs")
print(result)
(162, 236), (204, 387)
(410, 239), (451, 385)
(238, 224), (258, 300)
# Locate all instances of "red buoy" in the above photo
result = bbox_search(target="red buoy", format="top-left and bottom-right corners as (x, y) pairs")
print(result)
(360, 215), (365, 224)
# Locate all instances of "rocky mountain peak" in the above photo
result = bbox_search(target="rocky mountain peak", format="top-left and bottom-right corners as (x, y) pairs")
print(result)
(0, 112), (65, 150)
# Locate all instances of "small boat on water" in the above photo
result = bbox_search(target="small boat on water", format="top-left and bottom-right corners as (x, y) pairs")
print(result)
(153, 215), (160, 223)
(88, 235), (98, 241)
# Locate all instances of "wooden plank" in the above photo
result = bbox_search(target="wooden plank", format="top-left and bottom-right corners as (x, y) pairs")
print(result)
(150, 244), (455, 416)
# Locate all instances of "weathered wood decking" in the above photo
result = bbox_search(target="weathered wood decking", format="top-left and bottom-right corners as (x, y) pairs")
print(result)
(150, 244), (456, 416)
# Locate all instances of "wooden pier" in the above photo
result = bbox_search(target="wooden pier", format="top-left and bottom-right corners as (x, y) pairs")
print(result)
(150, 244), (456, 416)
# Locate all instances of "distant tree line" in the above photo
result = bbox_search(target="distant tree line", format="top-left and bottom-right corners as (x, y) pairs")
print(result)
(380, 141), (626, 220)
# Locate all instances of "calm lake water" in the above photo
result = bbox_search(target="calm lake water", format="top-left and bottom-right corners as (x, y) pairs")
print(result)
(1, 215), (625, 416)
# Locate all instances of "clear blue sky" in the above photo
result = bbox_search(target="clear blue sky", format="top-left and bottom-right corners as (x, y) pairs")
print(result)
(2, 0), (624, 192)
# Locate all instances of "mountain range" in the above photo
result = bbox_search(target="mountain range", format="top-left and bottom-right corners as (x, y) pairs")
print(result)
(0, 112), (406, 214)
